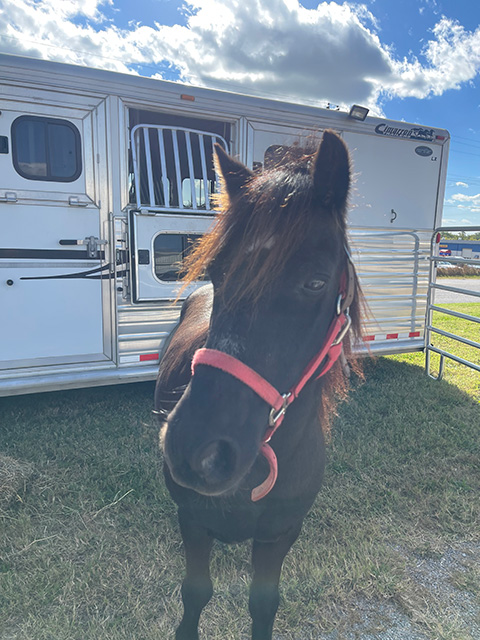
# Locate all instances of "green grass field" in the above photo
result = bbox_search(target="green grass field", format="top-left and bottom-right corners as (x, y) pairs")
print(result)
(0, 304), (479, 639)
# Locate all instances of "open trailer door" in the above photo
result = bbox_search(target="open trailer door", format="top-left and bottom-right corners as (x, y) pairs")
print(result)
(129, 125), (228, 302)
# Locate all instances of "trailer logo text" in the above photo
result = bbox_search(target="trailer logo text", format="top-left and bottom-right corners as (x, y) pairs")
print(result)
(375, 123), (436, 142)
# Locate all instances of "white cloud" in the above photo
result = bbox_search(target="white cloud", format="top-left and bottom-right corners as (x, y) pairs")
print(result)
(0, 0), (145, 73)
(442, 216), (479, 227)
(447, 193), (480, 214)
(387, 18), (480, 99)
(1, 1), (480, 113)
(455, 181), (469, 187)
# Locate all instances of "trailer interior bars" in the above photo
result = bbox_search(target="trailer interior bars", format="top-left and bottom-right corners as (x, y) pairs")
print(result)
(426, 226), (480, 380)
(130, 125), (229, 212)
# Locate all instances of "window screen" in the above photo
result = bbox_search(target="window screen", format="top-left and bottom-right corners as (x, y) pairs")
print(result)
(12, 116), (82, 182)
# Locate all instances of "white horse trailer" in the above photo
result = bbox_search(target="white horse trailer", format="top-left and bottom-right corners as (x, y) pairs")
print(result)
(0, 54), (450, 396)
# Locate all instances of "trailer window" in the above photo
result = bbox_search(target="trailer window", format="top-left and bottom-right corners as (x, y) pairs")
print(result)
(153, 233), (203, 281)
(11, 116), (82, 182)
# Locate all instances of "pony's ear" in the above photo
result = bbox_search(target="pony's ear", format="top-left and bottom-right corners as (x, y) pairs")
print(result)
(214, 143), (253, 201)
(311, 130), (350, 213)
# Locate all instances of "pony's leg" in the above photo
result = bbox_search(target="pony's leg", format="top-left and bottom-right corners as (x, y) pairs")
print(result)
(175, 513), (214, 640)
(249, 523), (303, 640)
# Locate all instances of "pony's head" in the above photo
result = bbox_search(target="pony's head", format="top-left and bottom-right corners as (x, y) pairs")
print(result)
(163, 130), (362, 496)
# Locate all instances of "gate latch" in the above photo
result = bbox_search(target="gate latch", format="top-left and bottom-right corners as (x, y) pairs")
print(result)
(59, 236), (108, 258)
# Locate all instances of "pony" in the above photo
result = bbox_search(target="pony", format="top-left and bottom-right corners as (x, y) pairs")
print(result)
(155, 130), (363, 640)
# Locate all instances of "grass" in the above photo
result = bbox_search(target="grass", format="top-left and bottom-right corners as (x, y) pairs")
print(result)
(0, 307), (479, 639)
(389, 302), (480, 400)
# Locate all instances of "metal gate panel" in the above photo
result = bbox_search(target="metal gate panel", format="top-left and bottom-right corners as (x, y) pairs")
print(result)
(426, 226), (480, 379)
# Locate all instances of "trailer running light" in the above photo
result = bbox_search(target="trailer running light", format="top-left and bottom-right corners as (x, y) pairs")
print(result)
(181, 94), (195, 102)
(348, 105), (369, 121)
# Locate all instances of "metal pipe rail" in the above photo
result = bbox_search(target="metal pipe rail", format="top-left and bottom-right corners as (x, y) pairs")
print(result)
(426, 226), (480, 380)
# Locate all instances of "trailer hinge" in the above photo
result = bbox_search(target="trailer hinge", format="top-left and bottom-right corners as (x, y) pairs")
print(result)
(116, 249), (128, 265)
(0, 191), (18, 203)
(68, 196), (89, 207)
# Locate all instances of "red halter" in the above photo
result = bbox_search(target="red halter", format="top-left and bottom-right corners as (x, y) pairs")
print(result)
(191, 257), (356, 502)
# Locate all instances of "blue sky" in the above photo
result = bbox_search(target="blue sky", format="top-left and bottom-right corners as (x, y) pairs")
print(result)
(1, 0), (479, 227)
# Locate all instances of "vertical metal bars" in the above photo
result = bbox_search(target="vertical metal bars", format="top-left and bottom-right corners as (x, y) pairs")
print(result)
(157, 129), (169, 207)
(425, 226), (480, 380)
(131, 125), (228, 212)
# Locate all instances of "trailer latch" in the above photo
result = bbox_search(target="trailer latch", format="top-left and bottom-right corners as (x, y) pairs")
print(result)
(59, 236), (108, 258)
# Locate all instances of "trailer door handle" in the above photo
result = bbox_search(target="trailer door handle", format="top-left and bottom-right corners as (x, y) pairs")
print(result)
(59, 236), (107, 258)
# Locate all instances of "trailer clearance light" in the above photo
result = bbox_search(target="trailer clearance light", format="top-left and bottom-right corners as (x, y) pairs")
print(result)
(181, 94), (195, 102)
(348, 105), (369, 121)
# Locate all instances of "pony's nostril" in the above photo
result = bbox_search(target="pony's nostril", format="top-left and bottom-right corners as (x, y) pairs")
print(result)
(193, 439), (237, 485)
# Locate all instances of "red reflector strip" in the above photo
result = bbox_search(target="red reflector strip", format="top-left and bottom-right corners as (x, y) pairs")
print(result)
(139, 353), (159, 362)
(386, 333), (399, 339)
(409, 331), (420, 338)
(363, 335), (375, 341)
(181, 94), (195, 101)
(436, 135), (445, 140)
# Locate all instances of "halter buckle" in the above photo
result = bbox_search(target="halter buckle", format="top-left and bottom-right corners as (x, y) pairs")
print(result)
(268, 393), (292, 427)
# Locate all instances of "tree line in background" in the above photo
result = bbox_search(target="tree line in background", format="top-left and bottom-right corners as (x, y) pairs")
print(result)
(441, 231), (480, 240)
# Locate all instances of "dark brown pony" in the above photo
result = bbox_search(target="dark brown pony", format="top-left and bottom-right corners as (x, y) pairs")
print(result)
(155, 130), (363, 640)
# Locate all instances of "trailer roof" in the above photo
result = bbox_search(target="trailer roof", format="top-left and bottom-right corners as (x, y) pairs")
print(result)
(0, 53), (450, 141)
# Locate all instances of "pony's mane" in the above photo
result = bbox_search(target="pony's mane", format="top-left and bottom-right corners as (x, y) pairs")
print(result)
(176, 142), (365, 435)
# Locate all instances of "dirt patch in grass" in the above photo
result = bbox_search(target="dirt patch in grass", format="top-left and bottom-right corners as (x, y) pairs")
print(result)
(301, 542), (480, 640)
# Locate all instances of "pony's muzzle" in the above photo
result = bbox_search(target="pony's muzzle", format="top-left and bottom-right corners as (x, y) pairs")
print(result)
(191, 438), (239, 487)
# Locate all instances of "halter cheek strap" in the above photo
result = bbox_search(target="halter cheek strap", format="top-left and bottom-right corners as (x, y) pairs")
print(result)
(191, 258), (355, 502)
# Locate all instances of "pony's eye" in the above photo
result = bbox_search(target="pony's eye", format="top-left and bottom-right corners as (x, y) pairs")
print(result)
(303, 278), (326, 293)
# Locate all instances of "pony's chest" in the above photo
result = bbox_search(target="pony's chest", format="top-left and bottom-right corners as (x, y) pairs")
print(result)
(186, 500), (262, 543)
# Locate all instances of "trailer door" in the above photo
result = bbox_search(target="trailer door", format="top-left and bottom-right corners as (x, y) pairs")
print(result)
(0, 99), (111, 370)
(343, 131), (444, 229)
(129, 126), (228, 302)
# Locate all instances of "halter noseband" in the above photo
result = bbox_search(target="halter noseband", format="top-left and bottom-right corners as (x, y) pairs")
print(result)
(191, 254), (356, 502)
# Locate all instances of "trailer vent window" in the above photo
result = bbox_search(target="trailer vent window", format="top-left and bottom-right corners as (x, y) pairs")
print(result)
(11, 116), (82, 182)
(131, 125), (228, 213)
(153, 233), (204, 281)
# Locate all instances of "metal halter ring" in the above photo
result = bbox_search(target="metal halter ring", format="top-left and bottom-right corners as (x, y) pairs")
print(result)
(332, 310), (352, 346)
(269, 393), (292, 427)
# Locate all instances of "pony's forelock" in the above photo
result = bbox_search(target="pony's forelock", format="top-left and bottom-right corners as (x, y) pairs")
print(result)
(181, 148), (343, 305)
